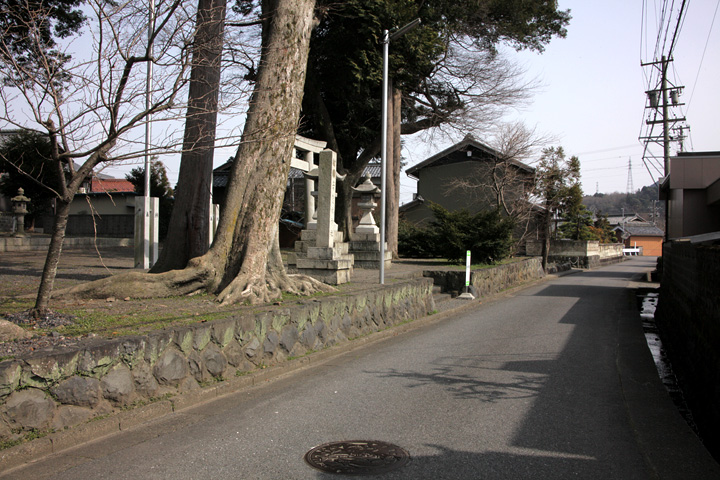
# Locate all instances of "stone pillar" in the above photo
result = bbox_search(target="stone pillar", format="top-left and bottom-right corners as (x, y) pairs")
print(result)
(295, 149), (354, 284)
(316, 150), (338, 248)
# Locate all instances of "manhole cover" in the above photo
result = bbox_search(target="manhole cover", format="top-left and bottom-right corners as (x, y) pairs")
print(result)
(304, 440), (411, 475)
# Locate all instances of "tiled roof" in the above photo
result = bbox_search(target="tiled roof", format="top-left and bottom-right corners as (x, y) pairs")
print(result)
(614, 223), (664, 237)
(91, 178), (135, 193)
(405, 134), (534, 178)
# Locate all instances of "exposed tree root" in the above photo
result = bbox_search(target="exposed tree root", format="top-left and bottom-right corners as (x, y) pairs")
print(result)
(57, 262), (217, 300)
(56, 257), (334, 307)
(275, 274), (336, 296)
(216, 271), (335, 306)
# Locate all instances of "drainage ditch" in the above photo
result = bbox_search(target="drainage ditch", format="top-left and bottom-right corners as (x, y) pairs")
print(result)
(636, 288), (700, 437)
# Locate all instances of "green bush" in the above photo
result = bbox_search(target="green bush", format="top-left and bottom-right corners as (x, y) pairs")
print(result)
(398, 220), (437, 258)
(428, 204), (515, 264)
(398, 204), (515, 264)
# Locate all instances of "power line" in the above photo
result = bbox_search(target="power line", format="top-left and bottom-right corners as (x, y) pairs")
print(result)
(686, 0), (720, 115)
(667, 0), (689, 58)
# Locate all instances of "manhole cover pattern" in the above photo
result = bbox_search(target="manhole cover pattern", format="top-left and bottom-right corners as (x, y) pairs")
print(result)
(304, 440), (411, 475)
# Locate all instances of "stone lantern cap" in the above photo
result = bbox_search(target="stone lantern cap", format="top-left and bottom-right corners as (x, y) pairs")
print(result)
(10, 188), (30, 203)
(11, 188), (31, 205)
(352, 173), (380, 195)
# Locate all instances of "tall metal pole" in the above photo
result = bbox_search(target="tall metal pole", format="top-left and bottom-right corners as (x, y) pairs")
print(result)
(379, 18), (420, 284)
(144, 0), (155, 268)
(379, 29), (389, 284)
(145, 0), (155, 203)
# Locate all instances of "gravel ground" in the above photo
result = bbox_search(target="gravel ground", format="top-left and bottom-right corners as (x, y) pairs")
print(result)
(0, 246), (138, 358)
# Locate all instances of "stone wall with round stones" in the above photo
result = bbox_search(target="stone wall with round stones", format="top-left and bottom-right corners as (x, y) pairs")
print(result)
(0, 278), (435, 445)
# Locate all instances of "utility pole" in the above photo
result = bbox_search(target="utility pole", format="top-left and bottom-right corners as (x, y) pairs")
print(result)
(640, 55), (686, 241)
(639, 55), (686, 178)
(661, 56), (670, 175)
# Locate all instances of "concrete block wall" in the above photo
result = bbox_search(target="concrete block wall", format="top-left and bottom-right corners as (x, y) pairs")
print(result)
(656, 241), (720, 457)
(599, 243), (624, 259)
(0, 279), (434, 447)
(525, 241), (624, 269)
(0, 237), (132, 252)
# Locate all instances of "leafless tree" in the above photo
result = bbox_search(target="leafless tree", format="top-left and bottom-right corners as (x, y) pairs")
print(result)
(444, 122), (554, 249)
(0, 0), (196, 315)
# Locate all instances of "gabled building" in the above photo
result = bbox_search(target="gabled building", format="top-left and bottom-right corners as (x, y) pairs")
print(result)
(613, 223), (664, 256)
(400, 134), (535, 227)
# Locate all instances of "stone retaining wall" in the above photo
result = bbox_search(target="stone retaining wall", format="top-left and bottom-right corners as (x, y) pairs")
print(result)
(0, 279), (434, 447)
(423, 257), (544, 297)
(655, 240), (720, 458)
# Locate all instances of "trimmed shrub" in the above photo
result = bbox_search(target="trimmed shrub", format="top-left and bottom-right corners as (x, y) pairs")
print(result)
(428, 204), (515, 264)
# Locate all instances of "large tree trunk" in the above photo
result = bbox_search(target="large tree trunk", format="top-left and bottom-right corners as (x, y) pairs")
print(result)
(386, 86), (402, 259)
(152, 0), (227, 273)
(541, 202), (551, 272)
(33, 199), (72, 314)
(205, 0), (318, 304)
(62, 0), (328, 305)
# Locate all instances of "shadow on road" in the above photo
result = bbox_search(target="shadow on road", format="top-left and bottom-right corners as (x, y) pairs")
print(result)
(358, 258), (707, 478)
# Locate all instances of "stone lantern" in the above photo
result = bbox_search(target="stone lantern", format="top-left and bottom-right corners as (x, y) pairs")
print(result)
(352, 173), (381, 235)
(11, 188), (31, 236)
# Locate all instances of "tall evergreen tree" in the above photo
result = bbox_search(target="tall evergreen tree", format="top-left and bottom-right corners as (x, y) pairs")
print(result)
(300, 0), (571, 238)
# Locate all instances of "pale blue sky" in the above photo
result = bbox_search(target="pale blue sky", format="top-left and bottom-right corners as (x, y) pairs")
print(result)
(401, 0), (720, 202)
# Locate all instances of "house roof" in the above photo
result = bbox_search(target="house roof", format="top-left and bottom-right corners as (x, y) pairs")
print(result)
(613, 223), (664, 237)
(405, 134), (534, 180)
(91, 178), (135, 193)
(605, 213), (644, 225)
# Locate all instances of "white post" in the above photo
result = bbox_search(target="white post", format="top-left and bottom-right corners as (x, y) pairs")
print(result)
(458, 249), (475, 300)
(465, 250), (471, 290)
(150, 197), (159, 266)
(134, 197), (150, 269)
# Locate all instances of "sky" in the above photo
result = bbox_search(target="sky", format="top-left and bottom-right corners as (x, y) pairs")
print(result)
(400, 0), (720, 203)
(6, 2), (716, 205)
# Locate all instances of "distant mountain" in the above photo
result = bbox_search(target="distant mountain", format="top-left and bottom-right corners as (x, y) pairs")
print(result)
(583, 183), (665, 228)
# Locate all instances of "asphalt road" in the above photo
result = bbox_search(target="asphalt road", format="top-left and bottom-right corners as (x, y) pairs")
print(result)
(3, 257), (718, 479)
